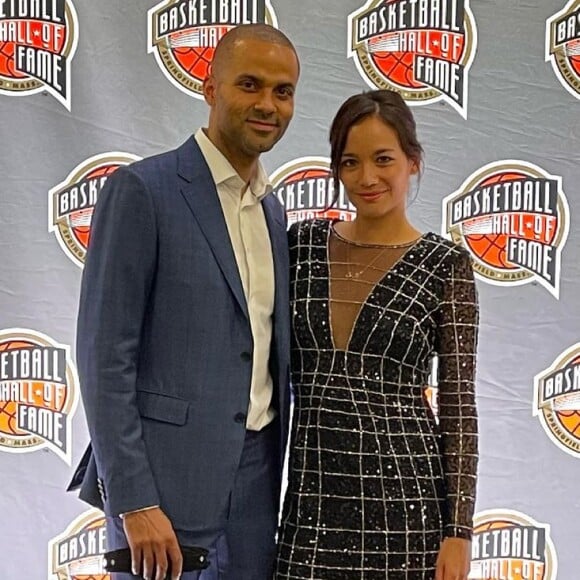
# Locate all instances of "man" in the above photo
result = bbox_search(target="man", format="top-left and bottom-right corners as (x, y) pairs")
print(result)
(71, 24), (299, 580)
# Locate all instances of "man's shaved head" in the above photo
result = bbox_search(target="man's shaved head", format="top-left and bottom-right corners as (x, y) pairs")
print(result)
(202, 23), (300, 181)
(210, 24), (299, 79)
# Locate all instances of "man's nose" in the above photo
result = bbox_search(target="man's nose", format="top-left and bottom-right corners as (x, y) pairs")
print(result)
(254, 90), (276, 115)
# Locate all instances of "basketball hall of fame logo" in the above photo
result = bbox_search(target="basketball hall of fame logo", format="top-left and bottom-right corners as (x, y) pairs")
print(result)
(0, 328), (79, 464)
(442, 161), (570, 299)
(534, 343), (580, 458)
(0, 0), (78, 110)
(148, 0), (278, 99)
(347, 0), (477, 118)
(469, 509), (558, 580)
(48, 509), (109, 580)
(49, 152), (141, 268)
(546, 0), (580, 100)
(269, 157), (356, 227)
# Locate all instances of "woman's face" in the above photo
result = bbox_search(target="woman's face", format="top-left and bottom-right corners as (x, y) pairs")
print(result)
(339, 114), (418, 221)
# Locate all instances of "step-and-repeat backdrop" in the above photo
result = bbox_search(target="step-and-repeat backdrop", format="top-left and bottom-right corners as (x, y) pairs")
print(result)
(1, 1), (578, 578)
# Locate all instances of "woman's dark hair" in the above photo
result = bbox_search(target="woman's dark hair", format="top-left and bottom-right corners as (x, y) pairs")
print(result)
(328, 90), (424, 207)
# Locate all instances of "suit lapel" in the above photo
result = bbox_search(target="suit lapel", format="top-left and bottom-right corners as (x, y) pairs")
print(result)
(176, 137), (249, 320)
(262, 195), (289, 325)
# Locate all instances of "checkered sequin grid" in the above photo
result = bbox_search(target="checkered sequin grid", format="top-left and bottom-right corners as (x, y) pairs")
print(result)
(276, 219), (479, 579)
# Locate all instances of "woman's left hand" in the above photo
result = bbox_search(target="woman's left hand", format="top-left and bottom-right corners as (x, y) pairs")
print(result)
(435, 537), (471, 580)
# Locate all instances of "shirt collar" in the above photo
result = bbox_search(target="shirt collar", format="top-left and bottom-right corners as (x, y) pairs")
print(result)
(194, 128), (271, 200)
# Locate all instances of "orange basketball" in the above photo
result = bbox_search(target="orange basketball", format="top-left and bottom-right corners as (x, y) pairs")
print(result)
(568, 40), (580, 76)
(569, 55), (580, 75)
(284, 169), (329, 184)
(0, 40), (25, 79)
(555, 355), (580, 438)
(367, 1), (466, 91)
(372, 51), (421, 89)
(0, 20), (66, 80)
(286, 168), (336, 218)
(473, 519), (512, 534)
(70, 164), (121, 250)
(464, 232), (514, 270)
(0, 339), (68, 437)
(556, 410), (580, 436)
(173, 45), (215, 81)
(0, 341), (33, 436)
(168, 25), (234, 81)
(464, 172), (527, 270)
(367, 0), (418, 89)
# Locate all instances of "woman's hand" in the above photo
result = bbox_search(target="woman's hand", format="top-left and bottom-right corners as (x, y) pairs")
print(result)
(435, 537), (471, 580)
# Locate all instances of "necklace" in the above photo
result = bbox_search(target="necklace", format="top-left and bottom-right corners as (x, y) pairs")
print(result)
(345, 245), (390, 279)
(333, 228), (421, 280)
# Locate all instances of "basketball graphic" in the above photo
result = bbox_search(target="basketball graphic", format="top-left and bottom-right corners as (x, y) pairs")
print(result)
(148, 0), (278, 99)
(48, 153), (141, 268)
(269, 157), (356, 227)
(534, 344), (580, 458)
(369, 37), (423, 90)
(68, 164), (119, 250)
(546, 1), (580, 100)
(169, 27), (232, 82)
(568, 38), (580, 75)
(469, 509), (557, 580)
(442, 160), (570, 299)
(48, 509), (109, 580)
(0, 340), (32, 437)
(0, 1), (78, 109)
(462, 171), (552, 272)
(0, 329), (79, 463)
(0, 39), (25, 79)
(347, 0), (477, 118)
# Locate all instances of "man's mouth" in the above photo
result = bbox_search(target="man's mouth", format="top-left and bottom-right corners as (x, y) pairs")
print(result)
(247, 119), (278, 131)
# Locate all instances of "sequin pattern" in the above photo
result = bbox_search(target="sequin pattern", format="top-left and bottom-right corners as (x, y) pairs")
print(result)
(276, 219), (479, 579)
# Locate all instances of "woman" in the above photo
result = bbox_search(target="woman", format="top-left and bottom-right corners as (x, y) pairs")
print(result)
(276, 90), (479, 580)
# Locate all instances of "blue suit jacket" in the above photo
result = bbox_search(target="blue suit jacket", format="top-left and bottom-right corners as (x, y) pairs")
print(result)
(72, 136), (291, 536)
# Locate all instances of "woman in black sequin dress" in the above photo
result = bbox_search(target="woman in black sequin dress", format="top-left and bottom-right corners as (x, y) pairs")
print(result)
(276, 91), (479, 580)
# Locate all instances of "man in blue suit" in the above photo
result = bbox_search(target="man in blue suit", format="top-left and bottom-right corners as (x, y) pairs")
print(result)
(73, 24), (299, 580)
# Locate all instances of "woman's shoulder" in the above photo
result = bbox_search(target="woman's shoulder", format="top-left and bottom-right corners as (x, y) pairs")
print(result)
(420, 232), (475, 272)
(288, 218), (333, 243)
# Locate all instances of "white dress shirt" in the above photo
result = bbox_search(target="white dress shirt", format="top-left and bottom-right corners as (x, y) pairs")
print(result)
(195, 128), (276, 431)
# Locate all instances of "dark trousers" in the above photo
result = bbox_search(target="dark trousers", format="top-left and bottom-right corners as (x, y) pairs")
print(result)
(107, 421), (280, 579)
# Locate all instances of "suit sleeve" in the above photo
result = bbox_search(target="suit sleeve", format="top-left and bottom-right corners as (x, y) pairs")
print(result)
(76, 166), (160, 516)
(435, 249), (479, 539)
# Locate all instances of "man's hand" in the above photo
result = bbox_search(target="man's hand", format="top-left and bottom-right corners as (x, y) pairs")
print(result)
(435, 537), (471, 580)
(122, 507), (183, 580)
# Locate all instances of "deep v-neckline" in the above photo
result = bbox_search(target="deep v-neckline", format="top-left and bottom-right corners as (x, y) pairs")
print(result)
(325, 221), (427, 353)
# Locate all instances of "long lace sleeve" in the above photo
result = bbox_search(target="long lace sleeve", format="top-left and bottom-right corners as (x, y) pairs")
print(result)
(435, 249), (479, 539)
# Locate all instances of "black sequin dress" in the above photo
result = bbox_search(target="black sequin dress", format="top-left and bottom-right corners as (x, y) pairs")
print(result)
(276, 219), (479, 579)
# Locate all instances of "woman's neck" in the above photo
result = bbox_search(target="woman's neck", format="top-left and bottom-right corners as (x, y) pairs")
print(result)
(337, 214), (421, 245)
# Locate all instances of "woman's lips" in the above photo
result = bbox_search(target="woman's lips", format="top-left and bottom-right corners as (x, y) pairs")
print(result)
(357, 192), (385, 202)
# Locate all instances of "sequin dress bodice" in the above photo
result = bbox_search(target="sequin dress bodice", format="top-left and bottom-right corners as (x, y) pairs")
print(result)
(276, 219), (479, 579)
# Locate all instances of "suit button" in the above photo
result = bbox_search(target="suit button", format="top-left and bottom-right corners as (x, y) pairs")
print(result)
(234, 412), (246, 424)
(240, 351), (251, 362)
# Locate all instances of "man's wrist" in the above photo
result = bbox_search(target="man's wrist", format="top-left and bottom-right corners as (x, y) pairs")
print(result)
(119, 505), (159, 519)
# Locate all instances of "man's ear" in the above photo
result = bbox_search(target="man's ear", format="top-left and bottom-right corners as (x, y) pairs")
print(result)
(203, 75), (215, 106)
